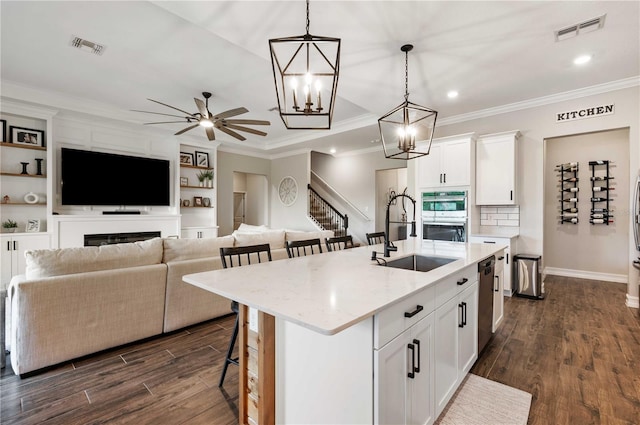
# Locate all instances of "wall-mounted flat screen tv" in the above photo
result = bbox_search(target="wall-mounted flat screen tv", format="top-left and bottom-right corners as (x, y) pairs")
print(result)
(61, 147), (171, 206)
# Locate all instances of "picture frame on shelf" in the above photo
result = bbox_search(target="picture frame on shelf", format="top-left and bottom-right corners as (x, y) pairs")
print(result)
(182, 199), (190, 207)
(203, 197), (211, 207)
(179, 152), (194, 165)
(195, 151), (209, 168)
(26, 219), (40, 233)
(9, 126), (45, 147)
(0, 119), (6, 143)
(193, 196), (203, 207)
(180, 177), (189, 186)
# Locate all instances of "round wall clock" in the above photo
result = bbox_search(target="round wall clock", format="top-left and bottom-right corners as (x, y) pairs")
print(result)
(278, 176), (298, 206)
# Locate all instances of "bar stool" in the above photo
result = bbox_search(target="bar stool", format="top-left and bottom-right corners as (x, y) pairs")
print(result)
(286, 238), (323, 258)
(366, 231), (386, 246)
(218, 243), (272, 387)
(325, 235), (354, 252)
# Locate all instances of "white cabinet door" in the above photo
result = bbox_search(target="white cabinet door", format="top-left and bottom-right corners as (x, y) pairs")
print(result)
(417, 144), (442, 189)
(476, 131), (519, 205)
(468, 236), (516, 296)
(441, 139), (470, 187)
(375, 328), (409, 424)
(409, 313), (435, 425)
(375, 312), (435, 425)
(457, 281), (478, 378)
(434, 296), (459, 417)
(0, 233), (50, 290)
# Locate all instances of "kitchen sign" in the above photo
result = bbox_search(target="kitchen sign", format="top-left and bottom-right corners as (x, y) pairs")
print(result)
(556, 104), (615, 122)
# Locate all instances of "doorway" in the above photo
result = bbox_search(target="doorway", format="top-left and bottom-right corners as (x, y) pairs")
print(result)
(233, 192), (246, 231)
(375, 168), (408, 241)
(233, 171), (268, 228)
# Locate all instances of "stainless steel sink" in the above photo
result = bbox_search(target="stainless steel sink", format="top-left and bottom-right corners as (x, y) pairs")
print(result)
(382, 255), (457, 272)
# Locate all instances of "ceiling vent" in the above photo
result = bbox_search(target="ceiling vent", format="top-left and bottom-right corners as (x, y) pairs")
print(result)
(70, 36), (106, 55)
(555, 14), (606, 42)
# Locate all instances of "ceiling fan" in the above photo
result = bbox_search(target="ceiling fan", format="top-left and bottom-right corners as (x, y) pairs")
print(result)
(133, 92), (270, 141)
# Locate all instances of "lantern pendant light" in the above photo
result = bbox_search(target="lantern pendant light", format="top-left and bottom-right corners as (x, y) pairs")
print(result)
(269, 0), (340, 130)
(378, 44), (438, 160)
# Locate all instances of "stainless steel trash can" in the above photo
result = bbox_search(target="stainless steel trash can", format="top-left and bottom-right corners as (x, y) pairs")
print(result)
(514, 254), (544, 300)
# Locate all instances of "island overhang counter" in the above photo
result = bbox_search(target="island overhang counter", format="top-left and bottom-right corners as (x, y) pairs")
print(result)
(183, 239), (506, 424)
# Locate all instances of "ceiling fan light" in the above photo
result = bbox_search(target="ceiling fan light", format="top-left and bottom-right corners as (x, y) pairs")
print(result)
(199, 119), (214, 128)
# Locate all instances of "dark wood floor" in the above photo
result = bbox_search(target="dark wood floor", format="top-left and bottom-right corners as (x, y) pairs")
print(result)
(1, 276), (639, 424)
(472, 275), (640, 425)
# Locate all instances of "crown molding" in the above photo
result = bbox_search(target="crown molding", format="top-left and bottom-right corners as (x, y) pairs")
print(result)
(437, 76), (640, 127)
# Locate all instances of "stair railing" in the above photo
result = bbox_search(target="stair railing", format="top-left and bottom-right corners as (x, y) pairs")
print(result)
(308, 184), (348, 236)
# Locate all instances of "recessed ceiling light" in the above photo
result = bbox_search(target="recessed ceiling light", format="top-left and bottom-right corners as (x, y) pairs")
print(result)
(329, 148), (336, 154)
(573, 54), (592, 65)
(447, 91), (459, 99)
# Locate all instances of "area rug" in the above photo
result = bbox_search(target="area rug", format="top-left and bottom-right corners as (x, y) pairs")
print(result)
(435, 374), (532, 425)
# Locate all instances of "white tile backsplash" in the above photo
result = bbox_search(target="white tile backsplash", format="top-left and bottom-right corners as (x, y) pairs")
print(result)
(480, 206), (519, 227)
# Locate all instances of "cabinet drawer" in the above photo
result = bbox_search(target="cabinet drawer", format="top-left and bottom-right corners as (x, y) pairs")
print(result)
(374, 285), (435, 349)
(434, 264), (476, 308)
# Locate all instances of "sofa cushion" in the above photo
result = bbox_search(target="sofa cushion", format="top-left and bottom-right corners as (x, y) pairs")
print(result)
(237, 223), (269, 233)
(25, 238), (164, 279)
(232, 229), (286, 249)
(162, 235), (235, 263)
(285, 229), (334, 243)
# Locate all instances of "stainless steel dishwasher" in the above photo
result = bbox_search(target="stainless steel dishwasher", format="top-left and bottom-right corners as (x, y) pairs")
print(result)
(477, 256), (495, 354)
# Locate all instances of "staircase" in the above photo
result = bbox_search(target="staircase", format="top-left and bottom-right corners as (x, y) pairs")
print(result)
(307, 184), (349, 237)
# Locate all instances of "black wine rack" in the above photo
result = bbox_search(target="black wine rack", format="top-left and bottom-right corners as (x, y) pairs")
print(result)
(589, 160), (613, 225)
(556, 162), (579, 224)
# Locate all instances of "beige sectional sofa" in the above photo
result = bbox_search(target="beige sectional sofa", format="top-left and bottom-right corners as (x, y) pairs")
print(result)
(8, 226), (333, 376)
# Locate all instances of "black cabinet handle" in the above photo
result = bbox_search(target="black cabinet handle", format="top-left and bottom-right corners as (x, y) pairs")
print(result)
(495, 276), (500, 292)
(483, 241), (496, 244)
(404, 305), (424, 318)
(457, 277), (468, 286)
(407, 343), (416, 379)
(510, 190), (513, 201)
(506, 253), (509, 264)
(6, 241), (10, 251)
(439, 173), (443, 184)
(458, 303), (464, 328)
(498, 256), (504, 261)
(413, 339), (421, 373)
(462, 301), (467, 326)
(13, 241), (17, 251)
(443, 173), (447, 183)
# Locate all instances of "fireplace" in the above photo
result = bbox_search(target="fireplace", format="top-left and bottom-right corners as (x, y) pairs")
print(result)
(84, 231), (161, 247)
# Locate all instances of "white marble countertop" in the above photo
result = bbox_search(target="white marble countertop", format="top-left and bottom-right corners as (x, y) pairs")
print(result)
(183, 239), (505, 335)
(470, 226), (520, 238)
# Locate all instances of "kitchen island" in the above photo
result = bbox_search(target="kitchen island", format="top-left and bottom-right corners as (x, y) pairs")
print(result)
(184, 239), (505, 424)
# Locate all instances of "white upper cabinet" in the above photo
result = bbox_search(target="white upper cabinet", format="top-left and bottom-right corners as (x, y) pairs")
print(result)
(475, 130), (520, 205)
(416, 133), (476, 189)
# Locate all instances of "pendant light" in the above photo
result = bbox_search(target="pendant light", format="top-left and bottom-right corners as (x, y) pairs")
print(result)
(378, 44), (438, 160)
(269, 0), (340, 130)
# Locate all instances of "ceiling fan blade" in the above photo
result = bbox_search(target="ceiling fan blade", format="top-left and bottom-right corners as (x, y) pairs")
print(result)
(205, 127), (215, 141)
(174, 123), (200, 136)
(131, 110), (189, 119)
(143, 121), (191, 125)
(213, 107), (249, 120)
(224, 123), (268, 137)
(147, 98), (195, 117)
(224, 119), (271, 126)
(216, 124), (246, 141)
(194, 98), (209, 119)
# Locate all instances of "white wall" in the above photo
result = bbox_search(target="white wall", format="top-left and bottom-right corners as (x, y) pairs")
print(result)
(270, 153), (315, 231)
(246, 173), (268, 225)
(544, 129), (629, 280)
(431, 86), (639, 303)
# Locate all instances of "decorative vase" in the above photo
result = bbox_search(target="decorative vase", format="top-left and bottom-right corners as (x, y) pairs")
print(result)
(35, 158), (44, 175)
(199, 181), (204, 187)
(208, 179), (213, 188)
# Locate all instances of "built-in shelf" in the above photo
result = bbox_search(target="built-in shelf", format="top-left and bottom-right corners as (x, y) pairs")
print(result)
(180, 185), (214, 190)
(1, 202), (46, 206)
(181, 205), (214, 209)
(0, 142), (46, 151)
(0, 172), (46, 178)
(180, 164), (213, 171)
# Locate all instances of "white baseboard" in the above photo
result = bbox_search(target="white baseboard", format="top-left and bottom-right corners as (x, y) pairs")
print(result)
(543, 267), (627, 284)
(626, 294), (639, 309)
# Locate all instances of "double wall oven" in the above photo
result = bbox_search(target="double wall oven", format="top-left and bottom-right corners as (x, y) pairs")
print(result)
(422, 191), (468, 242)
